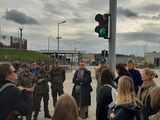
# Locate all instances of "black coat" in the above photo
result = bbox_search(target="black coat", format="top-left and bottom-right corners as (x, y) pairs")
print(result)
(109, 99), (143, 120)
(128, 69), (143, 94)
(0, 81), (28, 120)
(128, 69), (142, 86)
(72, 69), (92, 107)
(96, 85), (113, 120)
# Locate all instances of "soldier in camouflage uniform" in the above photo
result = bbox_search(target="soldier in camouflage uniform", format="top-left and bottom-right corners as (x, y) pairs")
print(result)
(30, 62), (39, 113)
(16, 63), (35, 120)
(50, 62), (66, 107)
(33, 62), (51, 120)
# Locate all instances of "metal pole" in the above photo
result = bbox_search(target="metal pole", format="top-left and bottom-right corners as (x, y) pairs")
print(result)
(57, 21), (66, 63)
(108, 0), (117, 72)
(58, 23), (60, 62)
(19, 28), (23, 49)
(48, 36), (52, 55)
(48, 37), (49, 54)
(0, 26), (1, 43)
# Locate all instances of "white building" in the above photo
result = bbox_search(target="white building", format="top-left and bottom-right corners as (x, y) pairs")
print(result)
(145, 51), (160, 66)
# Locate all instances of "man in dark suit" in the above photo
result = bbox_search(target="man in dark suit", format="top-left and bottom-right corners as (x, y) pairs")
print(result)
(72, 60), (93, 119)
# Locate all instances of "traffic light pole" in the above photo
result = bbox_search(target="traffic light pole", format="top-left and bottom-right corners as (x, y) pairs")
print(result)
(108, 0), (117, 72)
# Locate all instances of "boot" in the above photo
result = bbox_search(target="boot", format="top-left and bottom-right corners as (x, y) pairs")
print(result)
(33, 112), (39, 120)
(85, 111), (88, 119)
(44, 113), (51, 118)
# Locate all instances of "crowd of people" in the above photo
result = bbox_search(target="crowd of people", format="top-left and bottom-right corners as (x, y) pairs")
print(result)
(0, 58), (160, 120)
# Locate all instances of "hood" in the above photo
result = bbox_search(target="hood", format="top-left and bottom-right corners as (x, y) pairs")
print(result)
(115, 99), (143, 112)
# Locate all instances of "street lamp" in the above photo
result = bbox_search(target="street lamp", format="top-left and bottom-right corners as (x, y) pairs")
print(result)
(57, 20), (66, 62)
(48, 36), (53, 55)
(19, 27), (24, 49)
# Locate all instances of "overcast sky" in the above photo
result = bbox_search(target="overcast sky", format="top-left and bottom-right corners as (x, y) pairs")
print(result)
(0, 0), (160, 56)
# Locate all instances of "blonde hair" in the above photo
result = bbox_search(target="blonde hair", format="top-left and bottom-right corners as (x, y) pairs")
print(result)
(115, 76), (135, 104)
(143, 68), (158, 81)
(52, 94), (79, 120)
(150, 87), (160, 113)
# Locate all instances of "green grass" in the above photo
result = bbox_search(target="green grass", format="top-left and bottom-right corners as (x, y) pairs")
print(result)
(0, 48), (50, 60)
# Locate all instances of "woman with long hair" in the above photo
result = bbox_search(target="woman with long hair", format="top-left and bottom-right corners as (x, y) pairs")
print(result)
(137, 68), (158, 120)
(114, 63), (132, 84)
(96, 69), (117, 120)
(52, 94), (81, 120)
(0, 62), (28, 120)
(109, 76), (143, 120)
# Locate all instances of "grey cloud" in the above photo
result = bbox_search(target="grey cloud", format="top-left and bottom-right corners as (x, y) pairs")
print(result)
(117, 7), (160, 20)
(44, 3), (65, 15)
(70, 18), (86, 24)
(43, 1), (87, 24)
(140, 4), (160, 13)
(2, 9), (39, 25)
(140, 14), (160, 20)
(117, 7), (138, 17)
(43, 0), (75, 16)
(117, 32), (160, 43)
(152, 14), (160, 19)
(84, 0), (109, 10)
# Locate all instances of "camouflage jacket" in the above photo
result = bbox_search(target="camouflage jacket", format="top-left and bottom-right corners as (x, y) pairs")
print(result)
(16, 71), (34, 88)
(34, 68), (49, 94)
(50, 67), (66, 90)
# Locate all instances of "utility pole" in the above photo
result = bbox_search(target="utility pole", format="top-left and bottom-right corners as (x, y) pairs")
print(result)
(159, 40), (160, 69)
(19, 28), (23, 49)
(0, 26), (1, 43)
(108, 0), (117, 72)
(57, 21), (66, 63)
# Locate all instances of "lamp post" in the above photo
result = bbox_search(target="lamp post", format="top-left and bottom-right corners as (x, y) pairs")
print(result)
(57, 21), (66, 62)
(48, 36), (53, 55)
(19, 27), (24, 49)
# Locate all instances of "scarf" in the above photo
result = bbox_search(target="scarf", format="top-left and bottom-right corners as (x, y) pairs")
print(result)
(149, 111), (160, 120)
(77, 69), (85, 80)
(137, 80), (156, 107)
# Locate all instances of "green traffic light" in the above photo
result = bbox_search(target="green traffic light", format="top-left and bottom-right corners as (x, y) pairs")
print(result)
(99, 28), (107, 37)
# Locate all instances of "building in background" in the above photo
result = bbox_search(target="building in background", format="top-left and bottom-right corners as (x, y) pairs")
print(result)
(145, 51), (160, 67)
(0, 34), (27, 49)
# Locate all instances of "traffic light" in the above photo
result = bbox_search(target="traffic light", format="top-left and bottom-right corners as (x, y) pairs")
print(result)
(95, 13), (110, 39)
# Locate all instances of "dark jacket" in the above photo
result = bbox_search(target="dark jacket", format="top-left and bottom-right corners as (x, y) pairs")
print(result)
(50, 66), (66, 90)
(114, 72), (132, 85)
(109, 99), (143, 120)
(96, 85), (115, 120)
(72, 69), (92, 107)
(35, 68), (49, 94)
(128, 69), (142, 86)
(0, 80), (28, 120)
